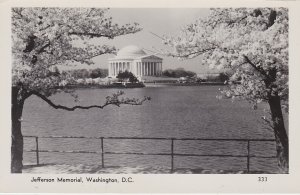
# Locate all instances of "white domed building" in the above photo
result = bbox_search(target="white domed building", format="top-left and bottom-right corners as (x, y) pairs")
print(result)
(108, 45), (163, 79)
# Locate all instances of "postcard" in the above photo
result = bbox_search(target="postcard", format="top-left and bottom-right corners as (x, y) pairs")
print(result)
(0, 0), (300, 193)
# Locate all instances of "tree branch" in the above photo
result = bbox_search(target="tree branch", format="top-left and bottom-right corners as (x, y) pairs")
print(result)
(37, 34), (62, 54)
(30, 91), (150, 111)
(267, 10), (277, 28)
(69, 32), (114, 39)
(227, 15), (247, 27)
(170, 47), (216, 58)
(37, 42), (51, 54)
(72, 49), (115, 62)
(243, 55), (269, 78)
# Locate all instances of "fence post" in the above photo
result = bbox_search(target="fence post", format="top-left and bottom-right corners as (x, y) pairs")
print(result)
(171, 138), (174, 173)
(101, 137), (104, 168)
(35, 136), (39, 165)
(247, 140), (250, 173)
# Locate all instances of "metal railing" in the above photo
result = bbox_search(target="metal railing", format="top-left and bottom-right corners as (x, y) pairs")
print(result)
(23, 135), (276, 173)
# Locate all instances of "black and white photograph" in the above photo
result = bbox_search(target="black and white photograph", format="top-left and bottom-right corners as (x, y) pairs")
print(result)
(1, 0), (300, 193)
(10, 7), (289, 174)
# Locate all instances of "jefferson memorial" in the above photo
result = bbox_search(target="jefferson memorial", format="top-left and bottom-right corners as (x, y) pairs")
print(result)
(108, 45), (163, 79)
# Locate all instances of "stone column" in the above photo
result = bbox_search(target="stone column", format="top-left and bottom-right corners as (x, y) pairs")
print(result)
(139, 62), (142, 76)
(158, 62), (160, 75)
(109, 63), (111, 76)
(151, 62), (154, 76)
(139, 62), (141, 76)
(112, 63), (114, 76)
(147, 62), (149, 76)
(146, 62), (148, 75)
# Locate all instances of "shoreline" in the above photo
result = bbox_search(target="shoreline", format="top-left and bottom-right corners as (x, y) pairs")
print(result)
(144, 82), (225, 87)
(60, 82), (226, 90)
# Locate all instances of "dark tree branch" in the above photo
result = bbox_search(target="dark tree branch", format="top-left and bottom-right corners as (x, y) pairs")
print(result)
(72, 50), (115, 62)
(243, 55), (269, 79)
(30, 91), (150, 111)
(69, 32), (114, 39)
(268, 10), (277, 28)
(23, 35), (37, 53)
(37, 34), (62, 54)
(37, 42), (50, 54)
(171, 47), (216, 58)
(39, 25), (51, 32)
(227, 15), (247, 27)
(252, 9), (262, 17)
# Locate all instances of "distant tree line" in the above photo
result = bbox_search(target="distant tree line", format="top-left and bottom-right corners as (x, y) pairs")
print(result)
(162, 68), (229, 83)
(62, 68), (108, 79)
(204, 72), (230, 82)
(162, 68), (196, 78)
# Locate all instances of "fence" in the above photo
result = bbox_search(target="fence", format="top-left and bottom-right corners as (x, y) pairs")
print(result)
(23, 135), (276, 173)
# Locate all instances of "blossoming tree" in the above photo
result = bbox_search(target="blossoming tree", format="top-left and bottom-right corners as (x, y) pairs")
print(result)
(163, 8), (289, 172)
(11, 8), (150, 173)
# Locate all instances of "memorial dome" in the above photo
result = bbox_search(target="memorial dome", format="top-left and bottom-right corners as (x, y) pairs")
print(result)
(116, 45), (147, 58)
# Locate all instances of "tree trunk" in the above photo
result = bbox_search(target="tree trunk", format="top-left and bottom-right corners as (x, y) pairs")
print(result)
(11, 87), (25, 173)
(268, 94), (289, 173)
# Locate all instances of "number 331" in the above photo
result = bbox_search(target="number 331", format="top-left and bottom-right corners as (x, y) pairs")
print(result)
(258, 177), (268, 182)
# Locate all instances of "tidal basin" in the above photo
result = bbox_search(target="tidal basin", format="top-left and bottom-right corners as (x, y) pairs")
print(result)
(22, 85), (282, 173)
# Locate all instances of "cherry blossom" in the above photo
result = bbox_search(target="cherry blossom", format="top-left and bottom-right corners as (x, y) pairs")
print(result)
(163, 8), (289, 172)
(11, 8), (147, 173)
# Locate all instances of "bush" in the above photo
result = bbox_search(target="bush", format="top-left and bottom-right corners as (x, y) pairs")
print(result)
(117, 71), (138, 83)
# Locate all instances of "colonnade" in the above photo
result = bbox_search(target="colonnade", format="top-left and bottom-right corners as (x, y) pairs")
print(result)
(109, 61), (162, 76)
(135, 62), (162, 76)
(109, 62), (131, 76)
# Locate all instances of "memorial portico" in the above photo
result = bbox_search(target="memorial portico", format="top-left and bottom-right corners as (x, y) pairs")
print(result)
(108, 45), (163, 79)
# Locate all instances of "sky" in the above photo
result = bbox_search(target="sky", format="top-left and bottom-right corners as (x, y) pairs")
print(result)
(68, 8), (221, 74)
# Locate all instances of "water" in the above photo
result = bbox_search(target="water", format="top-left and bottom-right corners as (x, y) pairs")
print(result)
(22, 85), (280, 173)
